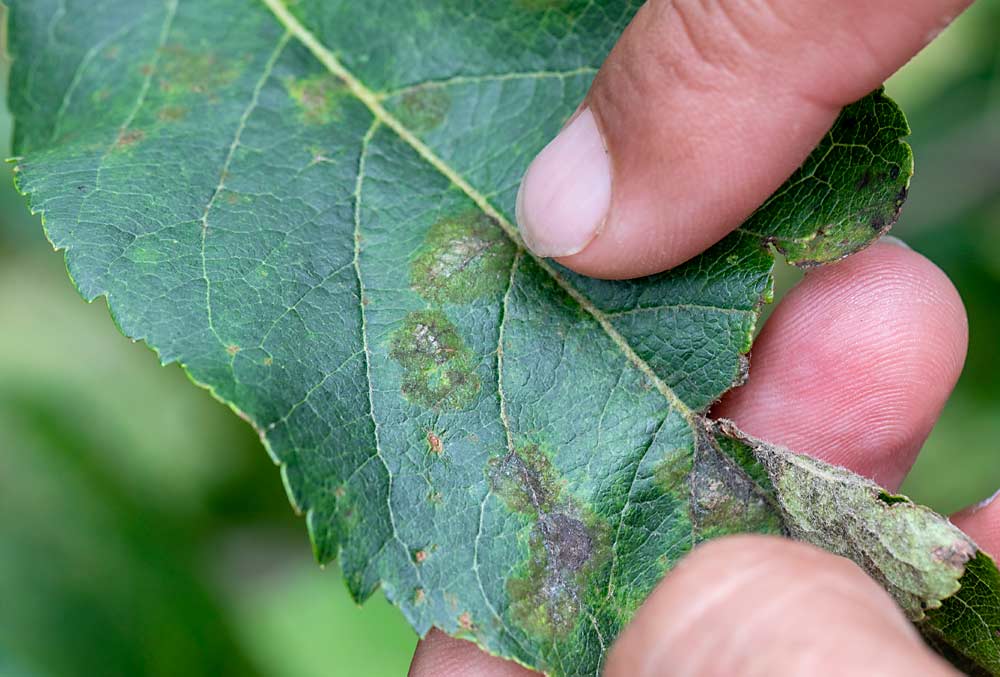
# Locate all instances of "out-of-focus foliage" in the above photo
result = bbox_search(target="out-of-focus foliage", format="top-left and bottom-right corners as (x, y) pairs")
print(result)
(0, 1), (996, 674)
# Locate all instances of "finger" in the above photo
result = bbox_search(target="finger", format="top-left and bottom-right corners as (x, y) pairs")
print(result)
(408, 629), (538, 677)
(605, 535), (958, 677)
(714, 240), (968, 490)
(952, 491), (1000, 558)
(515, 0), (973, 279)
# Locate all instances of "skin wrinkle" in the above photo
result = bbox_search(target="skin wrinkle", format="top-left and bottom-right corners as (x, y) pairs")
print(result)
(716, 573), (913, 656)
(636, 558), (778, 676)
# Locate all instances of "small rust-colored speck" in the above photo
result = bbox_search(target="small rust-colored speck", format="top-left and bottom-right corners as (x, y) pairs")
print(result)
(415, 549), (428, 563)
(226, 344), (241, 356)
(361, 295), (370, 306)
(334, 486), (346, 499)
(458, 612), (474, 630)
(139, 64), (154, 76)
(428, 491), (443, 504)
(263, 357), (273, 366)
(414, 588), (426, 605)
(427, 431), (444, 455)
(115, 129), (145, 148)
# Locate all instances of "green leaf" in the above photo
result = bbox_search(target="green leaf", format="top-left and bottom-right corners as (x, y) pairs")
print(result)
(7, 1), (999, 674)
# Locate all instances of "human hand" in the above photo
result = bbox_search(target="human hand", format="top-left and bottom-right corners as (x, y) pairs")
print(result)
(409, 1), (999, 674)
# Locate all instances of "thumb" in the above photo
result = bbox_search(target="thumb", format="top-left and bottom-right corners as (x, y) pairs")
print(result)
(605, 535), (957, 677)
(516, 0), (972, 279)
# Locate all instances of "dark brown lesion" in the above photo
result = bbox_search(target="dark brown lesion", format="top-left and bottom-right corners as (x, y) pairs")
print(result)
(490, 445), (610, 638)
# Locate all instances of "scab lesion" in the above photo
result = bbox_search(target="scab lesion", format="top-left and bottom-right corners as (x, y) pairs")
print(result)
(490, 445), (610, 638)
(389, 309), (481, 409)
(410, 210), (516, 305)
(395, 86), (452, 134)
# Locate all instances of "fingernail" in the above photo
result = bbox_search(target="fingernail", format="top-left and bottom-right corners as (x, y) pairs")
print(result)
(516, 107), (611, 258)
(973, 488), (1000, 513)
(881, 235), (912, 250)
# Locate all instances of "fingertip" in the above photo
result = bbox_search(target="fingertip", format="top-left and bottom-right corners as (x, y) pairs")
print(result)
(515, 108), (612, 260)
(605, 535), (952, 677)
(716, 241), (968, 489)
(408, 629), (538, 677)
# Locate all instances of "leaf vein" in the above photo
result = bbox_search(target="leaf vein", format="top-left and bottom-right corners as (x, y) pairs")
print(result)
(260, 0), (694, 421)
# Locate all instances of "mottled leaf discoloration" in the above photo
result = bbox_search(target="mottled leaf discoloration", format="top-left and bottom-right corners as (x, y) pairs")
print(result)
(286, 73), (349, 125)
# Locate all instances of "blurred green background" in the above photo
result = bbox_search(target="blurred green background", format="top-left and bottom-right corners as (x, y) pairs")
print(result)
(1, 4), (998, 676)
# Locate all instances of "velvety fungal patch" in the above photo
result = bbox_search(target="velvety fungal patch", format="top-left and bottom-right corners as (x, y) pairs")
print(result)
(411, 211), (516, 304)
(653, 446), (694, 493)
(491, 445), (609, 638)
(389, 310), (481, 409)
(691, 428), (782, 540)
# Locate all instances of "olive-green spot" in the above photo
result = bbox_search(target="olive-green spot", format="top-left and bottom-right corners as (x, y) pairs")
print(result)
(411, 210), (516, 304)
(157, 105), (188, 123)
(713, 432), (773, 494)
(157, 44), (241, 96)
(389, 309), (480, 409)
(878, 491), (911, 505)
(127, 246), (162, 264)
(286, 73), (349, 125)
(653, 447), (694, 493)
(490, 444), (561, 515)
(395, 86), (451, 134)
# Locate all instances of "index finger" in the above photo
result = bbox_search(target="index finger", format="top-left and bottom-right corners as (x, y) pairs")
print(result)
(516, 0), (973, 279)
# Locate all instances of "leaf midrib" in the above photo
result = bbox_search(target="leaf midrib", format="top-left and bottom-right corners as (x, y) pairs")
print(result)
(259, 0), (697, 421)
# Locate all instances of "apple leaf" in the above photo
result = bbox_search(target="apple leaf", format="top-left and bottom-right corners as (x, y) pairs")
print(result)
(7, 0), (999, 674)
